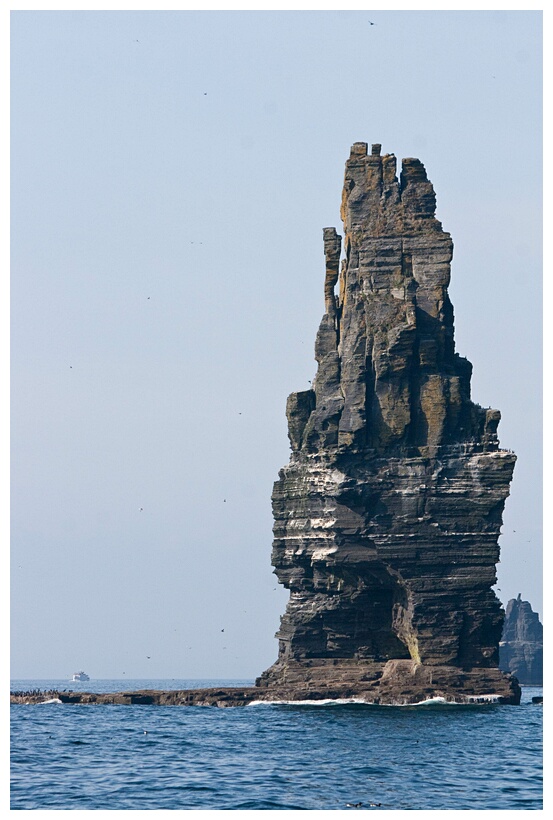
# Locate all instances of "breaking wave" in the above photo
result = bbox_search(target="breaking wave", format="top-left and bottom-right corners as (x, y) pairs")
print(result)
(248, 697), (368, 706)
(388, 694), (502, 707)
(248, 694), (503, 707)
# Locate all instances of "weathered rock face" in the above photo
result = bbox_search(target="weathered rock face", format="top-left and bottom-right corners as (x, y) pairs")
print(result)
(499, 595), (543, 685)
(258, 142), (519, 704)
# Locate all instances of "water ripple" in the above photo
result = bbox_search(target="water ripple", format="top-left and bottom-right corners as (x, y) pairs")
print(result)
(11, 681), (542, 810)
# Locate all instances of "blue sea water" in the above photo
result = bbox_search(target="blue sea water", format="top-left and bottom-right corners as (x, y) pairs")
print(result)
(11, 679), (542, 810)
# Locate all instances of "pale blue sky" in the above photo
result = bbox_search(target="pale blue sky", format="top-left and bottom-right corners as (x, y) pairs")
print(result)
(10, 9), (542, 678)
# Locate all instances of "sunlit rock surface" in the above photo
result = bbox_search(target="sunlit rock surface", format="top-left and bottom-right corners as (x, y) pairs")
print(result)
(257, 142), (520, 705)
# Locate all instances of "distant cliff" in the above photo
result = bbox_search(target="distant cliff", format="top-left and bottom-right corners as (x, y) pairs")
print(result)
(256, 142), (520, 705)
(499, 595), (543, 685)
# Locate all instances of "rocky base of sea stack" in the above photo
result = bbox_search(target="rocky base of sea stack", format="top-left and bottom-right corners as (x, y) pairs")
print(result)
(255, 660), (521, 705)
(254, 143), (520, 710)
(10, 662), (520, 706)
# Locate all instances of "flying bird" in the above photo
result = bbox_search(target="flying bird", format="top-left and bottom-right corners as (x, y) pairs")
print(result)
(368, 20), (376, 25)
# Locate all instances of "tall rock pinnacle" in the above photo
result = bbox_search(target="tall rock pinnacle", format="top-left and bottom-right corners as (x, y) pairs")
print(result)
(258, 143), (520, 704)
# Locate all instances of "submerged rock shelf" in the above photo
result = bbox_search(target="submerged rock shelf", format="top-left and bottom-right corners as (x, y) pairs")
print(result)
(10, 688), (260, 707)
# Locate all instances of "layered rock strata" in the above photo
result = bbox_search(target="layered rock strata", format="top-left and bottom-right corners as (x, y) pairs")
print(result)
(258, 142), (520, 704)
(499, 595), (543, 685)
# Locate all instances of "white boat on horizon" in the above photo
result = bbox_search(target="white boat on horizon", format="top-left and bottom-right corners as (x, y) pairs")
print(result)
(71, 671), (90, 682)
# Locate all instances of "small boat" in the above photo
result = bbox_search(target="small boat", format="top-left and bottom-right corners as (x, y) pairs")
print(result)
(71, 671), (90, 682)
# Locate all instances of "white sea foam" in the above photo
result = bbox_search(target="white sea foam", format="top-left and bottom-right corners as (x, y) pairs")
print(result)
(465, 694), (502, 703)
(37, 698), (63, 704)
(247, 698), (368, 706)
(249, 694), (503, 707)
(389, 694), (502, 706)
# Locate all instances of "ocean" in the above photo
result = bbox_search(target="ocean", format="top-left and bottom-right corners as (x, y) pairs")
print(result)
(10, 679), (542, 810)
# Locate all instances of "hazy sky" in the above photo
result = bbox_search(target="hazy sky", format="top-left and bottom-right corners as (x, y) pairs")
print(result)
(10, 9), (542, 679)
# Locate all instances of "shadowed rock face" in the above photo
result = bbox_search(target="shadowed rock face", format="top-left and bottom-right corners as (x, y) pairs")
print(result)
(258, 142), (519, 704)
(499, 595), (543, 685)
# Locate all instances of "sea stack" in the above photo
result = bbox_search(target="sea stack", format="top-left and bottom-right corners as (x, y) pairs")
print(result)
(499, 595), (543, 685)
(257, 142), (520, 704)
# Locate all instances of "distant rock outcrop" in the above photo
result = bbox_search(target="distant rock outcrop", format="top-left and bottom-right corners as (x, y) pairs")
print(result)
(256, 142), (520, 705)
(499, 595), (543, 685)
